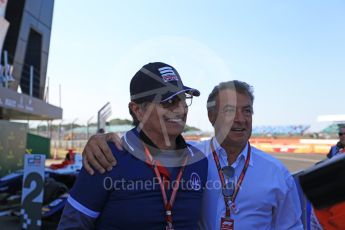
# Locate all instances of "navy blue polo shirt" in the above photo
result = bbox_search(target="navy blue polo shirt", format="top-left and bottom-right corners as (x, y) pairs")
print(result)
(68, 129), (208, 229)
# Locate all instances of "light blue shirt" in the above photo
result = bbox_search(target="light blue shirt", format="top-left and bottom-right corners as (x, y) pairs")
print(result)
(191, 138), (303, 230)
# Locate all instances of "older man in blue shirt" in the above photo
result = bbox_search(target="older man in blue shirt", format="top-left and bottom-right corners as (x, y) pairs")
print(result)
(81, 80), (303, 229)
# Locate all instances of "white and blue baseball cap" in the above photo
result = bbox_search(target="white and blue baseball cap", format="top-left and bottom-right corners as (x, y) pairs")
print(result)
(130, 62), (200, 103)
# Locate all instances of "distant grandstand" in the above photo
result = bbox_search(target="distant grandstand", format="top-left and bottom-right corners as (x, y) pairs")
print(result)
(41, 122), (342, 141)
(318, 123), (343, 138)
(252, 125), (310, 137)
(42, 120), (343, 155)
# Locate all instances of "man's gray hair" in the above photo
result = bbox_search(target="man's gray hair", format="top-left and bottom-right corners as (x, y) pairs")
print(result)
(207, 80), (254, 111)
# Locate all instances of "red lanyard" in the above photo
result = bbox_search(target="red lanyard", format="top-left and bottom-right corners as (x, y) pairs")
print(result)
(143, 145), (189, 229)
(210, 139), (251, 218)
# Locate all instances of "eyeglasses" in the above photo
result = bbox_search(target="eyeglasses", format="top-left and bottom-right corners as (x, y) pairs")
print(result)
(160, 94), (193, 109)
(339, 132), (345, 136)
(222, 166), (235, 198)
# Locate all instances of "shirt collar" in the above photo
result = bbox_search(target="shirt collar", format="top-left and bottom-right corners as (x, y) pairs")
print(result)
(212, 137), (227, 158)
(212, 137), (254, 167)
(122, 127), (191, 158)
(139, 128), (188, 151)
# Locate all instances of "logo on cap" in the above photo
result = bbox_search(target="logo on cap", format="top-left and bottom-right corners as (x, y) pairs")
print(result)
(158, 66), (179, 82)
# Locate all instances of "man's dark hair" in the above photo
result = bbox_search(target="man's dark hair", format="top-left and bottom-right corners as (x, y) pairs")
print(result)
(129, 103), (149, 126)
(129, 106), (139, 126)
(207, 80), (254, 112)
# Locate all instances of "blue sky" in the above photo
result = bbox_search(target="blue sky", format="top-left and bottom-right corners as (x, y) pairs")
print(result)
(47, 0), (345, 131)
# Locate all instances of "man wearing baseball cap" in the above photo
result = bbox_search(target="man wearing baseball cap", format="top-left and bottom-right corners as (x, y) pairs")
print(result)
(58, 62), (208, 229)
(80, 79), (304, 229)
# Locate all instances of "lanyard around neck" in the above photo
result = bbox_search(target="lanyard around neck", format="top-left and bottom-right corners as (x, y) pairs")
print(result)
(210, 139), (251, 218)
(143, 145), (189, 229)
